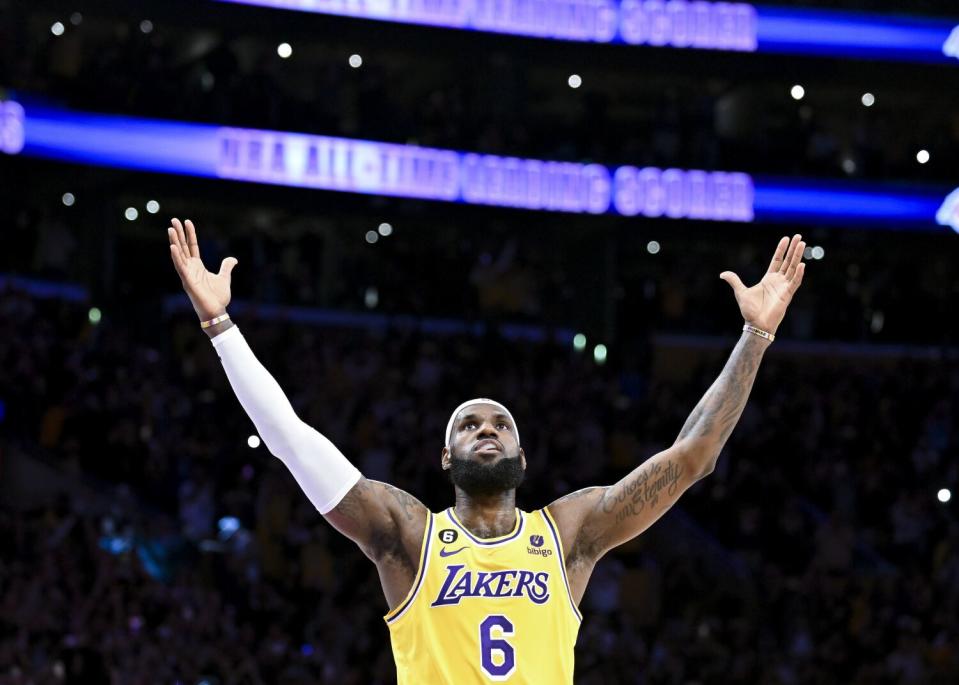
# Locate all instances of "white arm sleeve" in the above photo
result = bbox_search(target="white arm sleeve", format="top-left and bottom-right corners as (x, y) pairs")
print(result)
(210, 325), (361, 514)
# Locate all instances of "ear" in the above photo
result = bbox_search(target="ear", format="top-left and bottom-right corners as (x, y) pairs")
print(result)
(519, 447), (526, 471)
(440, 446), (451, 471)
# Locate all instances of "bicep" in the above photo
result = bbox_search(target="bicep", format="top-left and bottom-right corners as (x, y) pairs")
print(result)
(581, 442), (701, 556)
(323, 477), (428, 561)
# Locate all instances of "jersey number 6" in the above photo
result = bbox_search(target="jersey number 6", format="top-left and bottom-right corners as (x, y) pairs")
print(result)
(479, 615), (515, 680)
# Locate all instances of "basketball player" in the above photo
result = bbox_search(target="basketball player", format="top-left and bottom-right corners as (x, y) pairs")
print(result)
(167, 218), (806, 683)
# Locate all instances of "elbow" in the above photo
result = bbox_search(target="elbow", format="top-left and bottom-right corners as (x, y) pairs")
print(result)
(676, 438), (719, 481)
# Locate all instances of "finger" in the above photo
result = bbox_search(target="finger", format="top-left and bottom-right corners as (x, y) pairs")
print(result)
(719, 271), (746, 293)
(167, 224), (181, 250)
(185, 220), (201, 259)
(785, 241), (805, 280)
(766, 236), (789, 274)
(218, 257), (238, 279)
(789, 262), (806, 292)
(779, 234), (802, 274)
(169, 243), (187, 276)
(172, 217), (188, 252)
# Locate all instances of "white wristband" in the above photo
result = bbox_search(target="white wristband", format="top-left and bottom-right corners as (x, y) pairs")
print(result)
(212, 326), (361, 514)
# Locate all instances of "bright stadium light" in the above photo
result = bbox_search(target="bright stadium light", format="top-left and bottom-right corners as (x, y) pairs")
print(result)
(647, 240), (661, 255)
(573, 333), (587, 352)
(811, 246), (824, 260)
(62, 192), (75, 207)
(349, 54), (363, 68)
(790, 85), (805, 100)
(88, 307), (102, 324)
(247, 435), (261, 448)
(140, 20), (154, 34)
(146, 200), (160, 214)
(51, 21), (65, 36)
(365, 230), (379, 244)
(938, 488), (952, 503)
(124, 207), (138, 221)
(842, 158), (856, 175)
(378, 222), (393, 236)
(277, 42), (293, 59)
(568, 74), (582, 89)
(594, 344), (608, 364)
(861, 92), (875, 107)
(917, 149), (930, 164)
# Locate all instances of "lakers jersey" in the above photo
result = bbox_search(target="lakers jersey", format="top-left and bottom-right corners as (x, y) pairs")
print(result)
(385, 507), (582, 684)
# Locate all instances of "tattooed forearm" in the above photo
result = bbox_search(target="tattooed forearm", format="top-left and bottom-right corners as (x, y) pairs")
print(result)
(601, 459), (685, 523)
(333, 477), (370, 522)
(677, 332), (770, 472)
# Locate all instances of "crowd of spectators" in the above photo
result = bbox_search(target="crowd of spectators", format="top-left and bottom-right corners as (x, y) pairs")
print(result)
(1, 285), (957, 683)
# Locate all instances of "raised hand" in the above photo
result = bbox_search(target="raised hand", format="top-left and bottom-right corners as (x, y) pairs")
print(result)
(719, 234), (807, 335)
(167, 218), (238, 321)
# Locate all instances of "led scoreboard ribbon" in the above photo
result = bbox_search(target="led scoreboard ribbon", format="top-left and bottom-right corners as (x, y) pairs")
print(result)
(1, 100), (955, 233)
(214, 0), (959, 65)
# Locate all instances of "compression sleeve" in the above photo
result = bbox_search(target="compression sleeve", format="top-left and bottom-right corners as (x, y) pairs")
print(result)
(210, 325), (361, 514)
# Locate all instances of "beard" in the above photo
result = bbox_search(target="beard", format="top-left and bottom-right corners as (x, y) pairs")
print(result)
(448, 446), (525, 497)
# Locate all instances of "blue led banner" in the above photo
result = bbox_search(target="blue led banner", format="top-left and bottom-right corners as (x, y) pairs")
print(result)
(1, 100), (955, 233)
(214, 0), (959, 64)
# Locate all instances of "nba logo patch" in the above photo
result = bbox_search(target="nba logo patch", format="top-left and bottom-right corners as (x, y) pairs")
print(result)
(529, 535), (544, 548)
(937, 188), (959, 234)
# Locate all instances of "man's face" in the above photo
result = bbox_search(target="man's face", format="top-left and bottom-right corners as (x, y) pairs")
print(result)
(443, 404), (526, 497)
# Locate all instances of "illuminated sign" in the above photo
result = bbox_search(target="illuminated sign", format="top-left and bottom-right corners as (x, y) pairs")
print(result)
(214, 0), (957, 64)
(0, 101), (25, 154)
(945, 26), (959, 58)
(937, 189), (959, 233)
(3, 100), (953, 231)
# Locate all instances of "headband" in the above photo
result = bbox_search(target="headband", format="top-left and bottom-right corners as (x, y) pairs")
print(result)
(445, 398), (520, 448)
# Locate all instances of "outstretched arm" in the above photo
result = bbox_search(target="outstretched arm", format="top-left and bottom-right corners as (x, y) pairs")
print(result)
(549, 235), (807, 560)
(167, 218), (426, 561)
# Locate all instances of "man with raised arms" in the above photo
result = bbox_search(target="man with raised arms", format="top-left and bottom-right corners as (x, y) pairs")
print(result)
(167, 218), (806, 683)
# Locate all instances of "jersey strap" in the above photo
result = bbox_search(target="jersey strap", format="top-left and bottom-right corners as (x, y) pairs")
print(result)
(542, 507), (584, 623)
(384, 509), (434, 624)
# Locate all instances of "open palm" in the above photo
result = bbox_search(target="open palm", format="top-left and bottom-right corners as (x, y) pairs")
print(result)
(167, 218), (238, 321)
(720, 234), (807, 335)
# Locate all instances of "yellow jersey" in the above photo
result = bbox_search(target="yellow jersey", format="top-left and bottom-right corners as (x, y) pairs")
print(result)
(385, 506), (582, 684)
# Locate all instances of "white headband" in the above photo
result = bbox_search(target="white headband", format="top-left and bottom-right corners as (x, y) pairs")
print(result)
(445, 398), (520, 448)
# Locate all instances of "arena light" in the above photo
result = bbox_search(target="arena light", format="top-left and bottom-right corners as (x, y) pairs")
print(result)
(573, 333), (587, 352)
(50, 21), (65, 36)
(917, 150), (930, 164)
(939, 488), (952, 503)
(62, 192), (75, 206)
(568, 74), (582, 89)
(647, 240), (661, 254)
(378, 222), (393, 236)
(124, 207), (139, 221)
(247, 435), (261, 448)
(277, 42), (292, 58)
(861, 93), (875, 107)
(790, 85), (805, 100)
(213, 0), (959, 65)
(2, 99), (954, 232)
(349, 54), (363, 68)
(140, 20), (154, 34)
(70, 12), (83, 26)
(88, 307), (102, 324)
(146, 200), (161, 214)
(593, 344), (608, 365)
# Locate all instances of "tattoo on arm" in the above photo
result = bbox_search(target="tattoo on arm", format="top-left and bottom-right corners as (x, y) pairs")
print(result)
(677, 333), (769, 468)
(382, 483), (424, 522)
(601, 459), (685, 524)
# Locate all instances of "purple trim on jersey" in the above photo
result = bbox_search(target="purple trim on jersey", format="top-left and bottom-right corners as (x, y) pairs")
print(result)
(446, 508), (525, 546)
(386, 512), (434, 624)
(541, 509), (584, 623)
